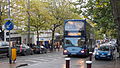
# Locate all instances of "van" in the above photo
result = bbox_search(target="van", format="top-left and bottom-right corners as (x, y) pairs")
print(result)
(0, 42), (9, 54)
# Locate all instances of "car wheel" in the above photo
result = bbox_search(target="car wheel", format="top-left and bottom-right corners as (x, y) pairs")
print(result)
(110, 56), (113, 60)
(22, 51), (27, 56)
(95, 57), (98, 60)
(39, 50), (42, 54)
(31, 51), (34, 55)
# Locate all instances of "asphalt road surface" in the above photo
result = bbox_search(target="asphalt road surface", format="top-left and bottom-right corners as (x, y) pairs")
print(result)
(0, 50), (120, 68)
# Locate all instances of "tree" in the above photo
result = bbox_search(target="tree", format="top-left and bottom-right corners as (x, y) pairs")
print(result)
(110, 0), (120, 54)
(71, 0), (117, 39)
(0, 0), (7, 26)
(48, 0), (80, 50)
(30, 0), (53, 45)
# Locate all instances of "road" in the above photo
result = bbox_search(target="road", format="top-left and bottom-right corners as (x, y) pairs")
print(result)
(0, 50), (120, 68)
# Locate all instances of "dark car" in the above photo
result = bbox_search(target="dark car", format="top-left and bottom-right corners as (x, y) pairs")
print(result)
(32, 45), (47, 54)
(16, 44), (34, 56)
(95, 45), (114, 60)
(0, 42), (9, 56)
(32, 45), (41, 54)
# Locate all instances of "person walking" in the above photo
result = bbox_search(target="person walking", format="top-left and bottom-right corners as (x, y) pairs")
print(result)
(56, 42), (60, 51)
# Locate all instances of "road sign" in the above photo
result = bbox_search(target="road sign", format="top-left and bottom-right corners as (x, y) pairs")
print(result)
(4, 20), (14, 30)
(4, 18), (13, 21)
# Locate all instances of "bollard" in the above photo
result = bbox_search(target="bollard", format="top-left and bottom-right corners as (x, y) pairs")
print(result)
(89, 52), (93, 61)
(86, 61), (92, 68)
(65, 58), (70, 68)
(11, 47), (17, 63)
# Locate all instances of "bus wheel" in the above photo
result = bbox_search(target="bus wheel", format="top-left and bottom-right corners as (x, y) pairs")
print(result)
(68, 55), (71, 57)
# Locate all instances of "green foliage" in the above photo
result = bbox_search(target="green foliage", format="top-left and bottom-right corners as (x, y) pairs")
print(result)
(0, 1), (8, 25)
(72, 0), (117, 39)
(48, 0), (80, 31)
(30, 0), (53, 31)
(1, 0), (81, 36)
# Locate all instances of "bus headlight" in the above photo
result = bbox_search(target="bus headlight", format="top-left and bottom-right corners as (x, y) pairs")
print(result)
(81, 50), (85, 53)
(64, 50), (68, 53)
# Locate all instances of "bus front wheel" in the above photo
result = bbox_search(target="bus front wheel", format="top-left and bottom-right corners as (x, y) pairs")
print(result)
(68, 55), (71, 57)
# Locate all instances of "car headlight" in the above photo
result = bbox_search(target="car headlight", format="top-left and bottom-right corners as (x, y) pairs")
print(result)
(107, 53), (111, 55)
(96, 52), (99, 55)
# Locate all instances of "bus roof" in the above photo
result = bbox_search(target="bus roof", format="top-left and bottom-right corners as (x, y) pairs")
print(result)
(64, 19), (87, 23)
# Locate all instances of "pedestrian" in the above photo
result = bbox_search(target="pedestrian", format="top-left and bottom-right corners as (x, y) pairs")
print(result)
(47, 43), (51, 52)
(56, 42), (60, 51)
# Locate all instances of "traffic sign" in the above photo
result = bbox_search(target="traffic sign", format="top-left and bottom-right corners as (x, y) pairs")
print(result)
(4, 18), (13, 21)
(4, 20), (14, 30)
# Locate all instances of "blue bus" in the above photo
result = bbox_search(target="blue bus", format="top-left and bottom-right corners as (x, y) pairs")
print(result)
(63, 19), (91, 56)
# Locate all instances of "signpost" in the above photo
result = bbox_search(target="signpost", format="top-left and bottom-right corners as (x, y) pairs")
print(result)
(4, 20), (14, 64)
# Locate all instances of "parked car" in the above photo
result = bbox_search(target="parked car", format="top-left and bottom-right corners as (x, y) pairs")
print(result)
(16, 44), (34, 56)
(95, 45), (115, 60)
(32, 45), (47, 54)
(0, 42), (9, 56)
(32, 45), (41, 54)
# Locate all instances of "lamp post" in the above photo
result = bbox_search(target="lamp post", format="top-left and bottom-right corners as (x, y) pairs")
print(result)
(27, 0), (30, 46)
(7, 0), (12, 64)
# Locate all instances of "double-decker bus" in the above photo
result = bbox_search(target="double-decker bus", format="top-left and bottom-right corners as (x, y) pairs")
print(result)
(63, 19), (92, 56)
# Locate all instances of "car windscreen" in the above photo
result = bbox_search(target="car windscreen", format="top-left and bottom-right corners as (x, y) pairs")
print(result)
(0, 42), (9, 46)
(98, 46), (110, 51)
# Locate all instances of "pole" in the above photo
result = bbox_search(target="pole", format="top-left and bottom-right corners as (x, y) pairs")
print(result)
(27, 0), (30, 46)
(89, 52), (93, 61)
(9, 30), (12, 64)
(8, 0), (10, 18)
(86, 61), (92, 68)
(65, 58), (70, 68)
(8, 0), (12, 64)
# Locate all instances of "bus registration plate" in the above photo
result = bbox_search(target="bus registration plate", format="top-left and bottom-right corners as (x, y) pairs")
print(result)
(71, 53), (76, 55)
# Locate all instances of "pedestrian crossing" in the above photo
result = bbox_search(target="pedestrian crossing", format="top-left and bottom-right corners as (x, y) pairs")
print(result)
(16, 51), (63, 65)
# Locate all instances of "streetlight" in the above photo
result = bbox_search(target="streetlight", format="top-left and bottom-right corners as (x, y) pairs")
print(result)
(7, 0), (12, 64)
(27, 0), (30, 46)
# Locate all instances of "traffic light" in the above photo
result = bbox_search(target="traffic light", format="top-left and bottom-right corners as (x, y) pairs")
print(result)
(0, 26), (4, 41)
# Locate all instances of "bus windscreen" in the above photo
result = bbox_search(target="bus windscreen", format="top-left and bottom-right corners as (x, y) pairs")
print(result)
(64, 38), (85, 47)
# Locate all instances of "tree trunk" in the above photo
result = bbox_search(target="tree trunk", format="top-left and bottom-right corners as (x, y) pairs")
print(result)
(110, 0), (120, 57)
(0, 4), (2, 25)
(110, 0), (120, 44)
(51, 28), (55, 51)
(37, 29), (39, 45)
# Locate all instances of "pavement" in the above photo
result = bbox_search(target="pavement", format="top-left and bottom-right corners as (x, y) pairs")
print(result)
(0, 62), (29, 68)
